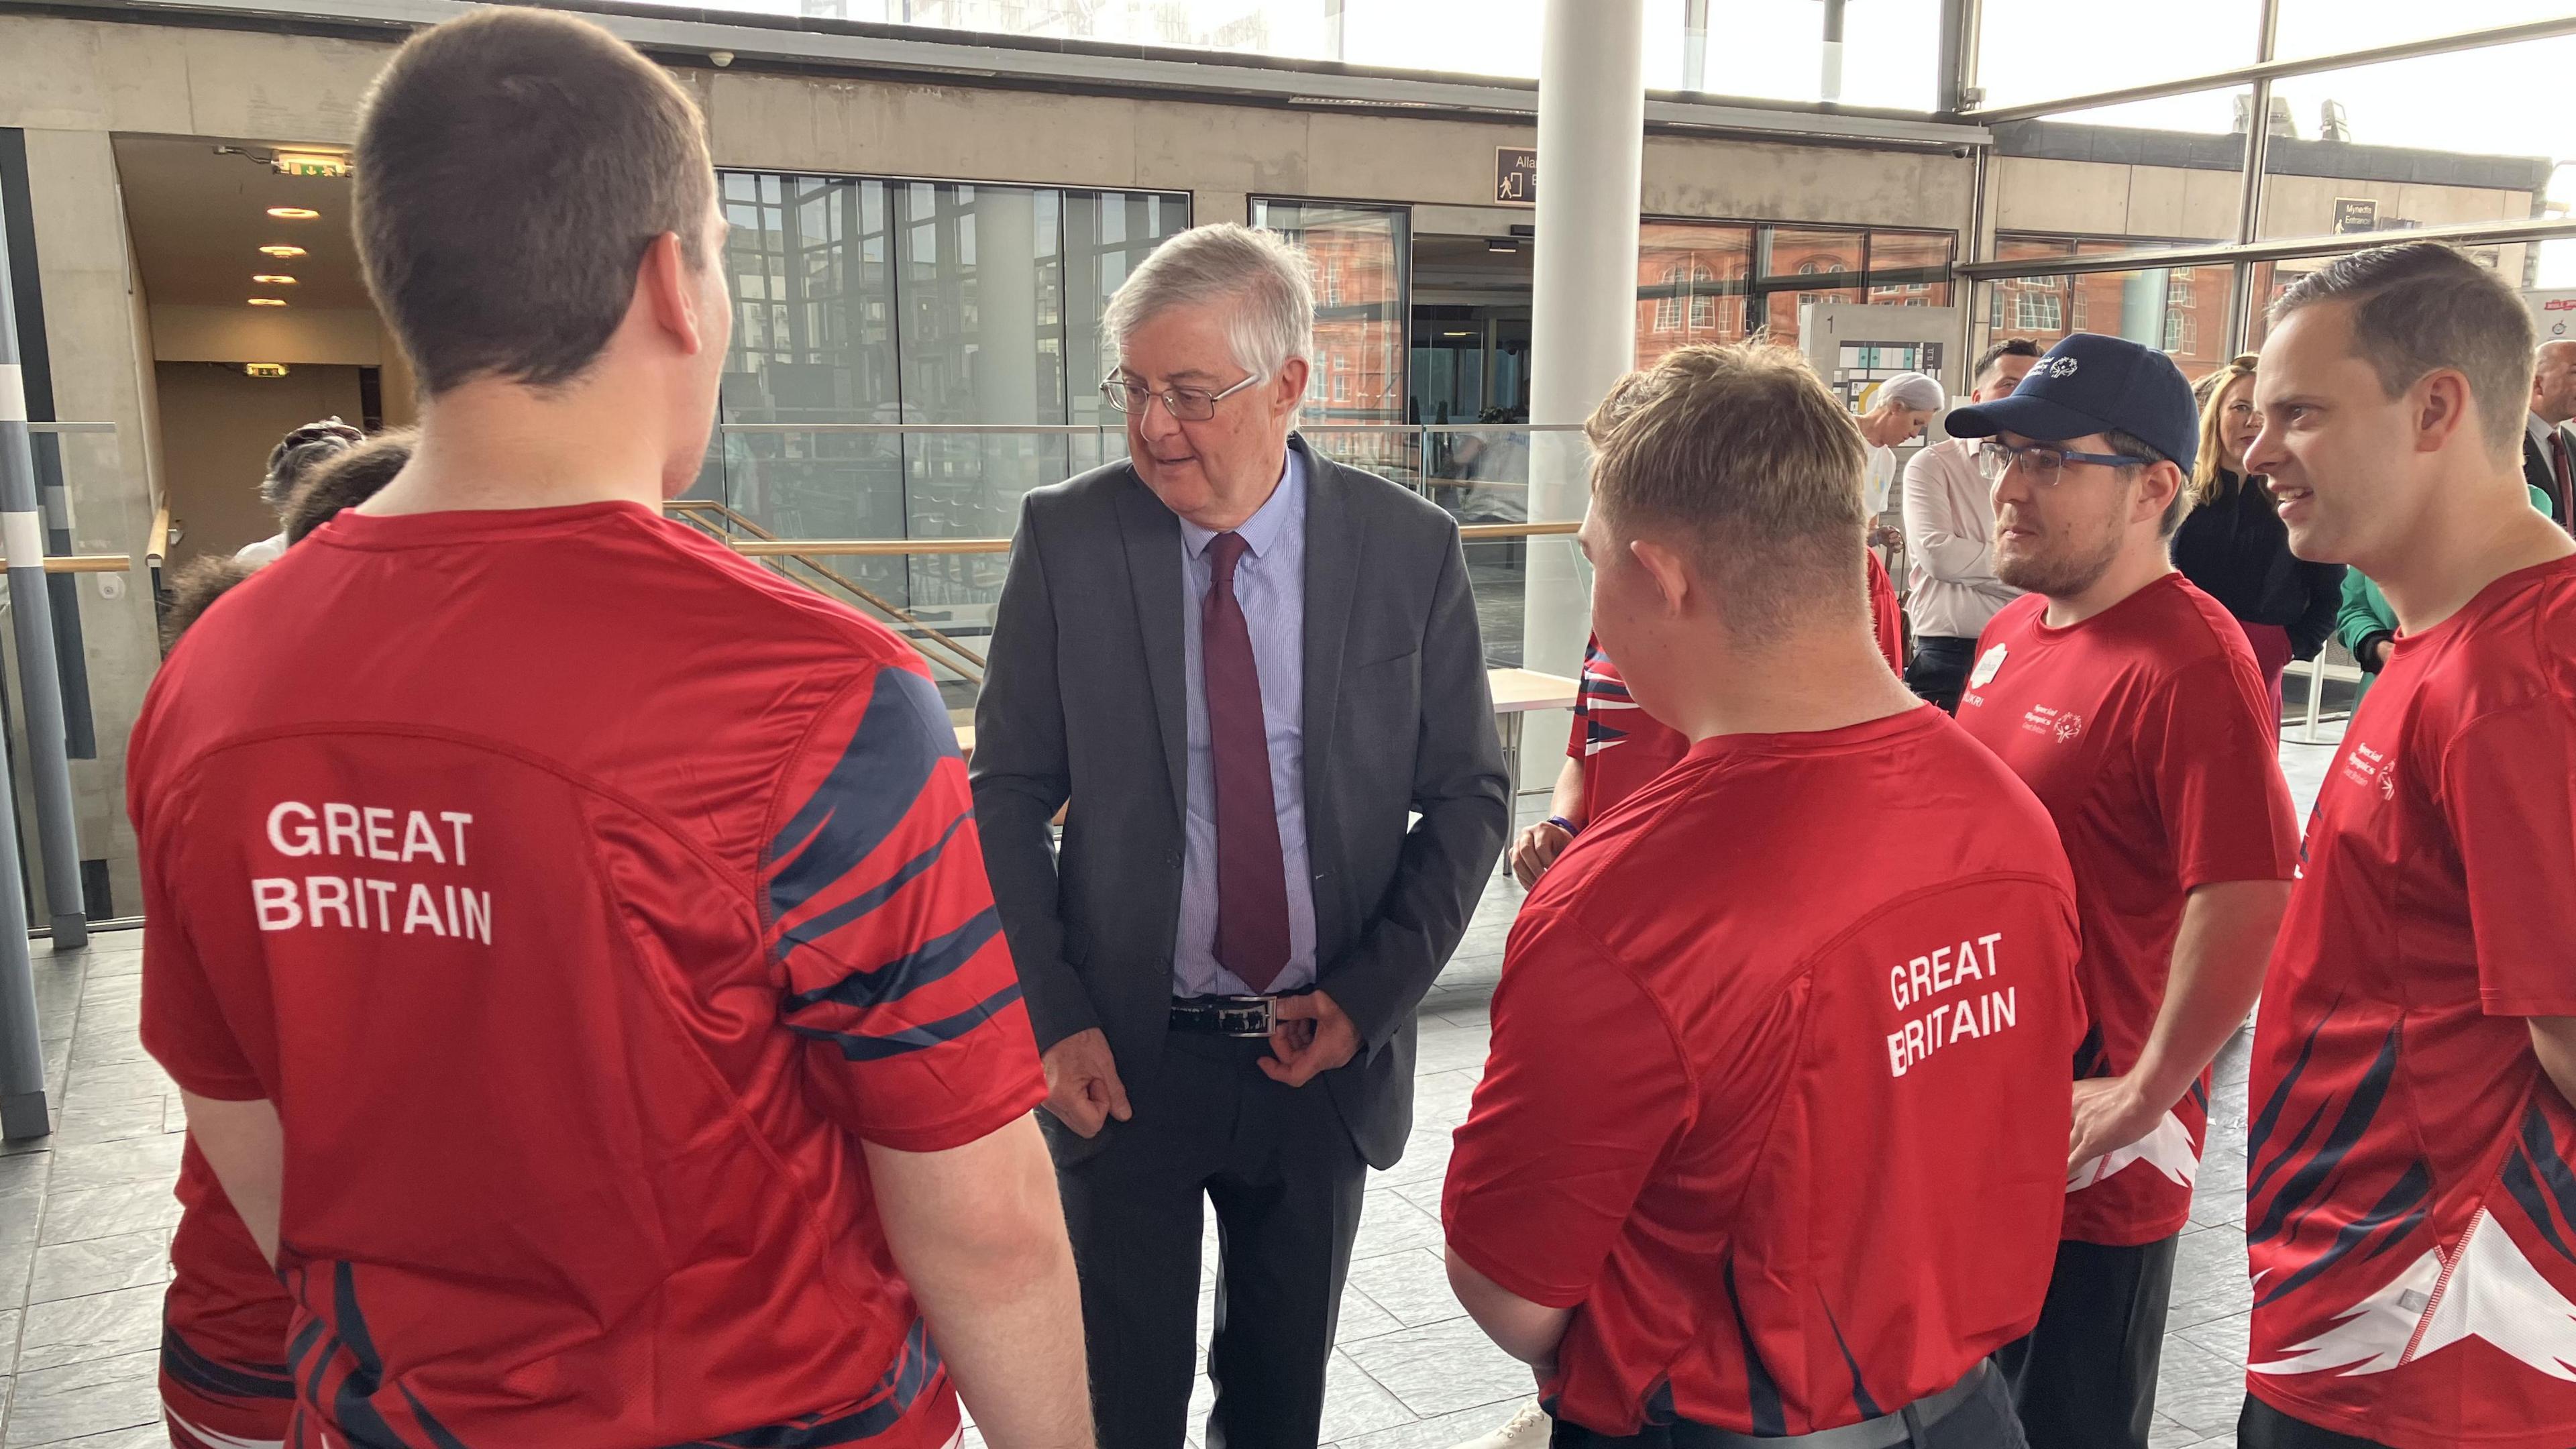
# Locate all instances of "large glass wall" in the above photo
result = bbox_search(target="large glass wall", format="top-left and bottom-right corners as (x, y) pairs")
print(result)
(1633, 221), (1956, 364)
(706, 170), (1187, 668)
(1989, 238), (2234, 381)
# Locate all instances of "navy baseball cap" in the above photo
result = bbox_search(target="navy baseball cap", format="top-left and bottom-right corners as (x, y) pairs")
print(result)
(1944, 333), (2200, 476)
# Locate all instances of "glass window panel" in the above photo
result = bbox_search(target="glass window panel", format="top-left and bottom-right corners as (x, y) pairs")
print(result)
(2239, 246), (2531, 356)
(1686, 0), (1939, 111)
(2275, 3), (2576, 62)
(1254, 200), (1411, 451)
(1976, 0), (2262, 109)
(1989, 89), (2251, 248)
(1759, 227), (1866, 350)
(2253, 37), (2573, 261)
(1634, 221), (1754, 368)
(1866, 227), (1955, 306)
(1982, 237), (2231, 384)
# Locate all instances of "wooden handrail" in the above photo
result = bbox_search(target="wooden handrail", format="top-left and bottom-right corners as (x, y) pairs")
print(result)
(720, 521), (1577, 558)
(9, 555), (132, 575)
(147, 507), (171, 571)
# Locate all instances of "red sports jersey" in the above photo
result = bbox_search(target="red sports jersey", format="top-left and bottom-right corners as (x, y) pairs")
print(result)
(2245, 554), (2576, 1449)
(1562, 561), (1901, 826)
(1957, 574), (2298, 1245)
(131, 500), (1045, 1449)
(1446, 706), (2084, 1437)
(164, 1140), (297, 1449)
(1564, 637), (1689, 826)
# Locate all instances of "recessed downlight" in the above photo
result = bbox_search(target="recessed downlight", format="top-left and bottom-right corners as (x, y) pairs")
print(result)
(266, 207), (319, 221)
(252, 274), (299, 286)
(248, 297), (288, 307)
(259, 245), (307, 259)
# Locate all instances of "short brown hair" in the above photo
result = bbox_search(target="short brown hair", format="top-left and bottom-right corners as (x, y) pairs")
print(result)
(354, 9), (716, 395)
(1585, 342), (1868, 641)
(284, 429), (416, 543)
(2269, 242), (2534, 462)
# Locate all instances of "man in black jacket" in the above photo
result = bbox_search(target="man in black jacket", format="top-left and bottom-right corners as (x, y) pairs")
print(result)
(2525, 337), (2574, 529)
(971, 223), (1510, 1449)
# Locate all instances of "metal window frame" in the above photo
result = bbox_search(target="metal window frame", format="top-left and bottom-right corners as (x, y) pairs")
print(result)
(1949, 0), (2575, 373)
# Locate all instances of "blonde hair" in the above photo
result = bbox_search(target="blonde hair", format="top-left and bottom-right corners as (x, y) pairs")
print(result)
(1585, 341), (1868, 642)
(2190, 353), (2261, 508)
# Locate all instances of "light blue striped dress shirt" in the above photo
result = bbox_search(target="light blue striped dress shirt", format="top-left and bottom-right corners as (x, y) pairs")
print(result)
(1172, 447), (1317, 997)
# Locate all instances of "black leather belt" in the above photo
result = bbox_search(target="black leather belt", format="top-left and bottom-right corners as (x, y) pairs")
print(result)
(1649, 1362), (1994, 1448)
(1169, 994), (1280, 1037)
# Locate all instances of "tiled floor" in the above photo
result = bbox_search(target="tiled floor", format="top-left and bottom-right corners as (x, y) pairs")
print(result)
(0, 724), (2343, 1449)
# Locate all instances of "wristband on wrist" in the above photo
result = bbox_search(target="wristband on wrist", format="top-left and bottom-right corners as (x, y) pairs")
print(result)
(1544, 815), (1580, 837)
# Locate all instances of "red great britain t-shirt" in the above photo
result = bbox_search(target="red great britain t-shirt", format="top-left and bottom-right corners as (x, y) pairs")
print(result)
(132, 500), (1044, 1449)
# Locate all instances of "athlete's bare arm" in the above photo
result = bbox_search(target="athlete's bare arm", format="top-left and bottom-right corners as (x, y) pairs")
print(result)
(2528, 1018), (2576, 1110)
(2069, 878), (2290, 1169)
(1447, 1246), (1570, 1371)
(868, 1115), (1093, 1449)
(178, 1091), (284, 1265)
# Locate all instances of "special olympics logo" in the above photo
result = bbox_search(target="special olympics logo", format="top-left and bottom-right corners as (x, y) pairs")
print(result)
(2044, 356), (2080, 379)
(2378, 759), (2397, 800)
(2054, 712), (2084, 743)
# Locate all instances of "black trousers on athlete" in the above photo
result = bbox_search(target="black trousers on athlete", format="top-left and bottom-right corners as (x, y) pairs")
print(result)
(1994, 1236), (2180, 1449)
(1904, 635), (1980, 714)
(1547, 1364), (2027, 1448)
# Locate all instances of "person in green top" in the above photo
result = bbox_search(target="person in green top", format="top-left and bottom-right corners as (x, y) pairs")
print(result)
(2335, 482), (2555, 703)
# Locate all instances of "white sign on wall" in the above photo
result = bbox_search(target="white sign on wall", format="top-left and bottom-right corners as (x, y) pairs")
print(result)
(2528, 290), (2576, 342)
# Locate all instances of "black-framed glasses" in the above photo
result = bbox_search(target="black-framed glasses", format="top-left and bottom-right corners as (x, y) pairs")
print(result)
(1100, 371), (1263, 422)
(1977, 440), (2147, 487)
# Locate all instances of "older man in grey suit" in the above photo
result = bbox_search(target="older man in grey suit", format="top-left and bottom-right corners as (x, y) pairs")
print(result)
(971, 223), (1509, 1448)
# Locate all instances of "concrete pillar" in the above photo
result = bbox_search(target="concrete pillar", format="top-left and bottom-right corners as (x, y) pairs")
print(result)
(1523, 0), (1644, 710)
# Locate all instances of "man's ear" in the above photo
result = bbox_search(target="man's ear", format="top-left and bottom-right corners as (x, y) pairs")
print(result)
(1628, 536), (1694, 616)
(637, 231), (711, 356)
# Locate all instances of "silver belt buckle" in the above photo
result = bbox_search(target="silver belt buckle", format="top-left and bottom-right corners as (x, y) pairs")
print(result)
(1213, 995), (1276, 1037)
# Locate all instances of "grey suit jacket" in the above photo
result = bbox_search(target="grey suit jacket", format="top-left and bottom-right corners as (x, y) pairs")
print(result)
(969, 435), (1510, 1169)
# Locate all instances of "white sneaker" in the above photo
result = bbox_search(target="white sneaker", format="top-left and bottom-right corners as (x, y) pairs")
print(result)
(1448, 1399), (1549, 1449)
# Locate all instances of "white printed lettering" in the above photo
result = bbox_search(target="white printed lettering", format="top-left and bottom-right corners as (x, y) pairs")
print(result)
(1988, 987), (2016, 1033)
(267, 802), (319, 857)
(362, 807), (397, 861)
(324, 804), (363, 857)
(1978, 932), (2004, 974)
(458, 888), (491, 946)
(400, 811), (445, 864)
(402, 883), (447, 936)
(305, 876), (354, 928)
(253, 878), (301, 930)
(1930, 945), (1955, 994)
(366, 879), (398, 930)
(441, 812), (473, 866)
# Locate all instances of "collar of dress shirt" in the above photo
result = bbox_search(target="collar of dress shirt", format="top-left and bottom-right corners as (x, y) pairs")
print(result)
(1179, 443), (1304, 562)
(2532, 411), (2562, 451)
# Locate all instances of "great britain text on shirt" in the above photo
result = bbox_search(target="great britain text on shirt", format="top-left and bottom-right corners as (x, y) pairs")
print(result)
(250, 798), (492, 943)
(1886, 930), (2016, 1077)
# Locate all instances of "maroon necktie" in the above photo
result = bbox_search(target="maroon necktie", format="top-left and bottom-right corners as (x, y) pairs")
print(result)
(1204, 532), (1291, 993)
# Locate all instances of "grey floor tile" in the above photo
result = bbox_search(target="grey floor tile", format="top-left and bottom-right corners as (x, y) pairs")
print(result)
(2165, 1226), (2253, 1332)
(0, 1157), (47, 1205)
(15, 1426), (172, 1449)
(2174, 1309), (2251, 1366)
(1344, 1248), (1460, 1329)
(34, 1185), (178, 1250)
(27, 1234), (167, 1307)
(1411, 1071), (1483, 1132)
(1370, 1130), (1454, 1191)
(1342, 1316), (1534, 1419)
(2149, 1411), (2204, 1448)
(2153, 1334), (2247, 1439)
(40, 1142), (180, 1199)
(40, 1102), (163, 1154)
(1336, 1280), (1405, 1346)
(61, 1036), (150, 1075)
(15, 1286), (165, 1375)
(53, 1065), (168, 1117)
(1333, 1400), (1535, 1449)
(1412, 1025), (1493, 1078)
(0, 1234), (38, 1308)
(30, 973), (82, 1046)
(0, 1348), (157, 1448)
(1350, 1191), (1446, 1263)
(1318, 1349), (1418, 1443)
(68, 951), (143, 983)
(0, 1308), (17, 1377)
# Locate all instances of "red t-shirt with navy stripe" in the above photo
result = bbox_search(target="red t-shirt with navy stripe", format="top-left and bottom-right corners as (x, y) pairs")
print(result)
(1450, 706), (2084, 1436)
(1564, 558), (1902, 825)
(131, 500), (1043, 1449)
(2245, 554), (2576, 1449)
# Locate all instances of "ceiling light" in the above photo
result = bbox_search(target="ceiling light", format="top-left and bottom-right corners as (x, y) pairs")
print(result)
(266, 207), (319, 221)
(248, 297), (288, 307)
(260, 245), (307, 258)
(245, 363), (290, 378)
(252, 274), (299, 286)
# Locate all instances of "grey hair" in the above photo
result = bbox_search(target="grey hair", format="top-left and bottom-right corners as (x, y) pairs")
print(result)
(1102, 223), (1315, 386)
